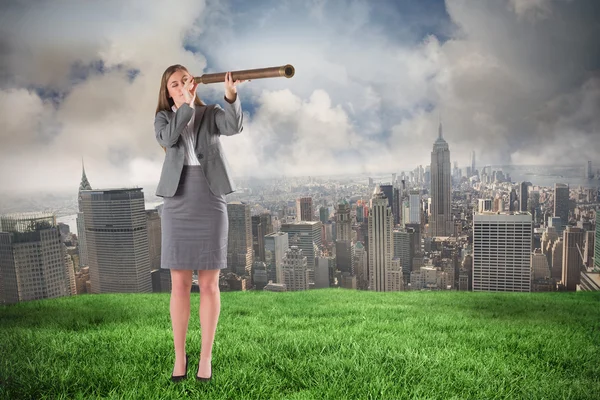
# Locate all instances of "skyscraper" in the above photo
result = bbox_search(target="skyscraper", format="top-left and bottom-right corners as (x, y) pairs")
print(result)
(595, 212), (600, 271)
(80, 189), (152, 294)
(409, 191), (421, 224)
(368, 185), (394, 292)
(280, 221), (322, 283)
(393, 229), (412, 277)
(319, 207), (329, 223)
(251, 215), (265, 262)
(282, 246), (309, 291)
(0, 213), (73, 304)
(227, 202), (253, 276)
(531, 248), (551, 280)
(562, 226), (585, 291)
(146, 209), (161, 271)
(393, 187), (401, 226)
(519, 182), (529, 212)
(554, 183), (569, 225)
(471, 150), (476, 174)
(509, 189), (518, 212)
(264, 232), (289, 284)
(551, 239), (563, 281)
(429, 122), (452, 237)
(76, 160), (92, 267)
(335, 201), (351, 242)
(380, 184), (394, 211)
(296, 197), (313, 222)
(473, 212), (533, 292)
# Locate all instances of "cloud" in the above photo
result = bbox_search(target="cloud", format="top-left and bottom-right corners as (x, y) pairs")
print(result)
(0, 0), (598, 195)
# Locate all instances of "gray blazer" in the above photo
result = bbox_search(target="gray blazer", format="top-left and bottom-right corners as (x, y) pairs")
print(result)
(154, 96), (243, 198)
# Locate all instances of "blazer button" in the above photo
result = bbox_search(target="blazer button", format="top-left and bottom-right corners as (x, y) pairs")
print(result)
(196, 153), (204, 160)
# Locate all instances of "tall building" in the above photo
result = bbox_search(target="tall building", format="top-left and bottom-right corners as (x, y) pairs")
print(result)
(478, 199), (493, 213)
(519, 182), (529, 212)
(0, 213), (73, 304)
(353, 241), (368, 289)
(531, 248), (551, 280)
(280, 221), (322, 283)
(335, 201), (352, 242)
(380, 184), (394, 211)
(586, 161), (593, 179)
(554, 183), (569, 225)
(548, 216), (565, 239)
(562, 226), (585, 291)
(319, 207), (329, 223)
(473, 212), (533, 292)
(227, 202), (253, 276)
(509, 189), (518, 212)
(80, 189), (152, 294)
(393, 229), (412, 277)
(368, 186), (394, 292)
(551, 239), (563, 280)
(260, 213), (273, 235)
(264, 232), (289, 284)
(281, 246), (309, 291)
(409, 191), (421, 224)
(393, 188), (401, 226)
(429, 122), (452, 237)
(583, 231), (595, 269)
(146, 209), (161, 272)
(335, 240), (353, 274)
(296, 197), (313, 222)
(595, 212), (600, 271)
(76, 160), (92, 267)
(314, 255), (333, 289)
(251, 215), (265, 262)
(471, 150), (476, 174)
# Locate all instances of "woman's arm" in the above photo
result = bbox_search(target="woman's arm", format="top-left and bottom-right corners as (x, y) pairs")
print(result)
(213, 96), (243, 136)
(154, 105), (194, 147)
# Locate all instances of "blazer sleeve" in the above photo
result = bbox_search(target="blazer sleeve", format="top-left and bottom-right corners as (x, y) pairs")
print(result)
(154, 104), (194, 147)
(213, 96), (243, 136)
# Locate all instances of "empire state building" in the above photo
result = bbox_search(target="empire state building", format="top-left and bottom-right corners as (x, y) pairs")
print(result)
(429, 122), (452, 237)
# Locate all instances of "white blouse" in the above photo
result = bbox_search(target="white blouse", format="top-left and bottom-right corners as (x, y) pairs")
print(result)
(171, 103), (201, 166)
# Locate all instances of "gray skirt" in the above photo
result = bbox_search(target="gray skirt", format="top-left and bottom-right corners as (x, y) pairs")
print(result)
(161, 165), (228, 270)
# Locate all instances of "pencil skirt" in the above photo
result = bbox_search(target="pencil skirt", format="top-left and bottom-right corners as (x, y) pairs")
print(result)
(161, 165), (228, 270)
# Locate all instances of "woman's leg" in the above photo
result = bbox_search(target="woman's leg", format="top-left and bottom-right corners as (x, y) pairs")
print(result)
(197, 269), (221, 378)
(170, 269), (193, 376)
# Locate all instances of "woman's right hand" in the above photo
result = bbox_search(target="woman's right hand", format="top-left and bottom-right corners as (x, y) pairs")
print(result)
(183, 76), (198, 106)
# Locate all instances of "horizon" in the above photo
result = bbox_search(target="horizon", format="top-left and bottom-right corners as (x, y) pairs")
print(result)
(3, 162), (600, 198)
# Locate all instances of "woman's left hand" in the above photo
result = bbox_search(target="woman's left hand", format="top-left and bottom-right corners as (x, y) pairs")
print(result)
(224, 71), (248, 103)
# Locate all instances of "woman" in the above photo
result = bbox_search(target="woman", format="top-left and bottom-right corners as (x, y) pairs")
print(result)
(154, 64), (246, 382)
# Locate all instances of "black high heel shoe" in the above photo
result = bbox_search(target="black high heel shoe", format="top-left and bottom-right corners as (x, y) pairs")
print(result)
(170, 354), (189, 383)
(196, 356), (212, 382)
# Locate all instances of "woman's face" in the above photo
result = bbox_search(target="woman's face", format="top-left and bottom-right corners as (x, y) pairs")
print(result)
(166, 69), (193, 106)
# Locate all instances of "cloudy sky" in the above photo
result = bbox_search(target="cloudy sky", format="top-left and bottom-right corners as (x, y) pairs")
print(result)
(0, 0), (598, 194)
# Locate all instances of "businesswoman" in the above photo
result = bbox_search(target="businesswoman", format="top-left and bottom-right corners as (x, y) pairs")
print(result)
(154, 64), (245, 382)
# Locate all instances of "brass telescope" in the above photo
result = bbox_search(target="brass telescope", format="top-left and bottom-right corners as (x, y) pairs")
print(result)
(194, 64), (295, 84)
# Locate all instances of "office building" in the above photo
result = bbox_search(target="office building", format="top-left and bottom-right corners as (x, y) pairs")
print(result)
(473, 212), (533, 292)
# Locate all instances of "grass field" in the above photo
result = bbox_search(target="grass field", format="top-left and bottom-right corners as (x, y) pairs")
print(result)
(1, 289), (599, 399)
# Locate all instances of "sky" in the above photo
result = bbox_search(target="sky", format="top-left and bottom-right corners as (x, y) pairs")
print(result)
(0, 0), (598, 194)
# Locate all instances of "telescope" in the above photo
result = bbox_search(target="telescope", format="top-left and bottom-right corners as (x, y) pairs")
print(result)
(194, 64), (295, 84)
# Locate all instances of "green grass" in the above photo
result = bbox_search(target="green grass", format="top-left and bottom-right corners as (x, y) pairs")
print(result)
(1, 289), (599, 399)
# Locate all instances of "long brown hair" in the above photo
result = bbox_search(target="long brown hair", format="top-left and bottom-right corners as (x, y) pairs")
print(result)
(155, 64), (205, 115)
(155, 65), (205, 152)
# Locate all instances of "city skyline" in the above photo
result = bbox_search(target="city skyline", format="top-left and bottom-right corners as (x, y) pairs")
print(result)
(1, 0), (599, 193)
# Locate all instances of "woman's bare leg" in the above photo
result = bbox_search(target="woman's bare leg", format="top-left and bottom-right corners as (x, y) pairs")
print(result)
(197, 269), (221, 378)
(170, 269), (193, 376)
